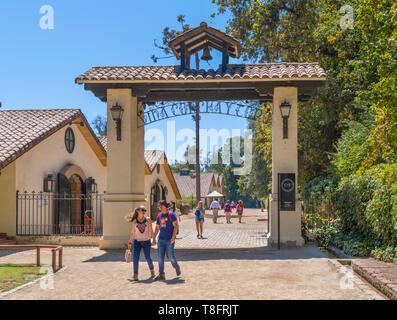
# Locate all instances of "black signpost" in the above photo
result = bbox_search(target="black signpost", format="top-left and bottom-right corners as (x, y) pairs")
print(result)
(277, 173), (296, 250)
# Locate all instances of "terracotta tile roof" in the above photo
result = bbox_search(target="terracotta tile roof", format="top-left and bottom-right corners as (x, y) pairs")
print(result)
(144, 150), (165, 172)
(0, 109), (82, 168)
(75, 63), (326, 82)
(97, 136), (107, 151)
(97, 137), (165, 172)
(172, 172), (219, 198)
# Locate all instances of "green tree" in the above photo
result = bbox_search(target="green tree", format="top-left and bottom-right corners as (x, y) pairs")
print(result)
(331, 117), (374, 178)
(355, 0), (397, 167)
(213, 0), (396, 182)
(237, 117), (272, 198)
(91, 115), (107, 136)
(237, 149), (271, 199)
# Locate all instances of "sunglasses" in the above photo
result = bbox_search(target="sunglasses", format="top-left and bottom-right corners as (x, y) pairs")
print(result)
(138, 208), (147, 212)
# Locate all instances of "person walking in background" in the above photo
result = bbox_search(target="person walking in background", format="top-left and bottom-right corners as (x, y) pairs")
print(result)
(152, 200), (181, 280)
(224, 200), (232, 224)
(170, 200), (181, 234)
(195, 201), (205, 238)
(209, 198), (221, 223)
(231, 200), (235, 211)
(236, 200), (244, 223)
(260, 198), (265, 212)
(126, 205), (155, 281)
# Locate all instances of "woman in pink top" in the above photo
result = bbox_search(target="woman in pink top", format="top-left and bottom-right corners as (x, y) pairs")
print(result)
(126, 205), (155, 281)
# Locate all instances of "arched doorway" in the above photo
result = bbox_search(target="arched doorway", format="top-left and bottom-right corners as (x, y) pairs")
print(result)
(150, 179), (167, 220)
(56, 164), (92, 234)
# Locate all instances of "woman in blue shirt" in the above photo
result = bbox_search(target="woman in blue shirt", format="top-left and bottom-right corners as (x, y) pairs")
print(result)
(195, 201), (205, 239)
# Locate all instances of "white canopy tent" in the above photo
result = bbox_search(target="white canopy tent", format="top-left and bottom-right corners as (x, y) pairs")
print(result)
(206, 191), (224, 198)
(205, 191), (225, 208)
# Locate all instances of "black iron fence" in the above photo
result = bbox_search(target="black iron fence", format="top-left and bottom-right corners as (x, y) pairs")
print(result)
(16, 191), (103, 236)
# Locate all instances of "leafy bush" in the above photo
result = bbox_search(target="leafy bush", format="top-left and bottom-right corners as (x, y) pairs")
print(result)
(176, 196), (196, 212)
(314, 221), (397, 263)
(300, 176), (340, 240)
(301, 175), (340, 219)
(332, 163), (397, 245)
(313, 218), (341, 248)
(331, 120), (373, 178)
(309, 164), (397, 263)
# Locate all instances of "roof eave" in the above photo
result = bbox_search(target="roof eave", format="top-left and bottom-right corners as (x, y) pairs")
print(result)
(75, 76), (327, 84)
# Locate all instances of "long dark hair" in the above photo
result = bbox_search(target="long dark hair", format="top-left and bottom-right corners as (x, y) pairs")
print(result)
(170, 200), (176, 211)
(125, 207), (142, 223)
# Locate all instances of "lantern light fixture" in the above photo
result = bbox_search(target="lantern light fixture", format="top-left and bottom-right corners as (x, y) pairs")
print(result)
(43, 174), (56, 193)
(87, 177), (97, 193)
(110, 104), (124, 141)
(279, 100), (292, 139)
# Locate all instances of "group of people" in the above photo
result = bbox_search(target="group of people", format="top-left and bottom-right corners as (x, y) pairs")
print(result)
(125, 198), (244, 281)
(209, 199), (244, 223)
(195, 198), (244, 239)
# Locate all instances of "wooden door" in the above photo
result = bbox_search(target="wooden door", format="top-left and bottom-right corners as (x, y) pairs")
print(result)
(57, 173), (71, 234)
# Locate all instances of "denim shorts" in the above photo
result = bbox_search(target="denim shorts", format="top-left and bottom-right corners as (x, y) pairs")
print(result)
(195, 217), (204, 222)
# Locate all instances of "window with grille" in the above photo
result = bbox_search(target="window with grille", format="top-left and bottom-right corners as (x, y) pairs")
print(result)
(65, 128), (75, 153)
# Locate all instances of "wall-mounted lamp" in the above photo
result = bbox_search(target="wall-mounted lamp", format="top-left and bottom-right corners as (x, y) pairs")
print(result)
(279, 100), (292, 139)
(43, 174), (56, 193)
(86, 177), (97, 193)
(71, 121), (84, 127)
(110, 104), (124, 141)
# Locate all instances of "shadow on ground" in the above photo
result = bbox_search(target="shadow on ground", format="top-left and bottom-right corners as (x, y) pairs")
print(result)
(82, 245), (327, 264)
(0, 249), (33, 258)
(129, 277), (185, 285)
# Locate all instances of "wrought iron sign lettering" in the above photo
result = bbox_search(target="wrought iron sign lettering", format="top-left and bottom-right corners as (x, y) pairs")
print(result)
(138, 101), (263, 127)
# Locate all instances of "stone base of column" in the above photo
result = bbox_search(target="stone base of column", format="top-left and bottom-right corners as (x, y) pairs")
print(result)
(267, 199), (305, 248)
(267, 237), (305, 248)
(99, 195), (147, 250)
(99, 236), (130, 250)
(99, 236), (129, 250)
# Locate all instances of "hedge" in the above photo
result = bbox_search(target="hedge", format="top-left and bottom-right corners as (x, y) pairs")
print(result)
(331, 163), (397, 246)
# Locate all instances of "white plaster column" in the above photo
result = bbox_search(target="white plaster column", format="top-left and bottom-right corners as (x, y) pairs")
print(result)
(268, 87), (304, 247)
(100, 88), (147, 249)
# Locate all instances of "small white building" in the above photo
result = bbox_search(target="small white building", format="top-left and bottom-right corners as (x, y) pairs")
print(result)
(173, 169), (225, 208)
(0, 109), (180, 242)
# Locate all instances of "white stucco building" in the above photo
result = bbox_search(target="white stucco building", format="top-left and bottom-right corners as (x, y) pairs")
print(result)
(0, 109), (180, 244)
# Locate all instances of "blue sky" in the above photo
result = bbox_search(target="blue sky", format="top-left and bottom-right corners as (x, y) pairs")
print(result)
(0, 0), (250, 163)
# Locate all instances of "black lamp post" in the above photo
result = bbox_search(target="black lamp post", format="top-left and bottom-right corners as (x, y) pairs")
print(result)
(86, 177), (97, 193)
(279, 100), (292, 139)
(110, 104), (124, 141)
(43, 174), (56, 193)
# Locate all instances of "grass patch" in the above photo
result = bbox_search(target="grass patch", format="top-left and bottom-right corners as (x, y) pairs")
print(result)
(0, 264), (47, 293)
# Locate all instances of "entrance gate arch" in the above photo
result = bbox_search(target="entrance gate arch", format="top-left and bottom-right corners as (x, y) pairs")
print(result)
(76, 23), (326, 249)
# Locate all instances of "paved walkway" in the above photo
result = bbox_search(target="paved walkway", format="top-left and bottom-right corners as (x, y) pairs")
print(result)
(0, 209), (386, 300)
(0, 246), (384, 300)
(175, 208), (268, 248)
